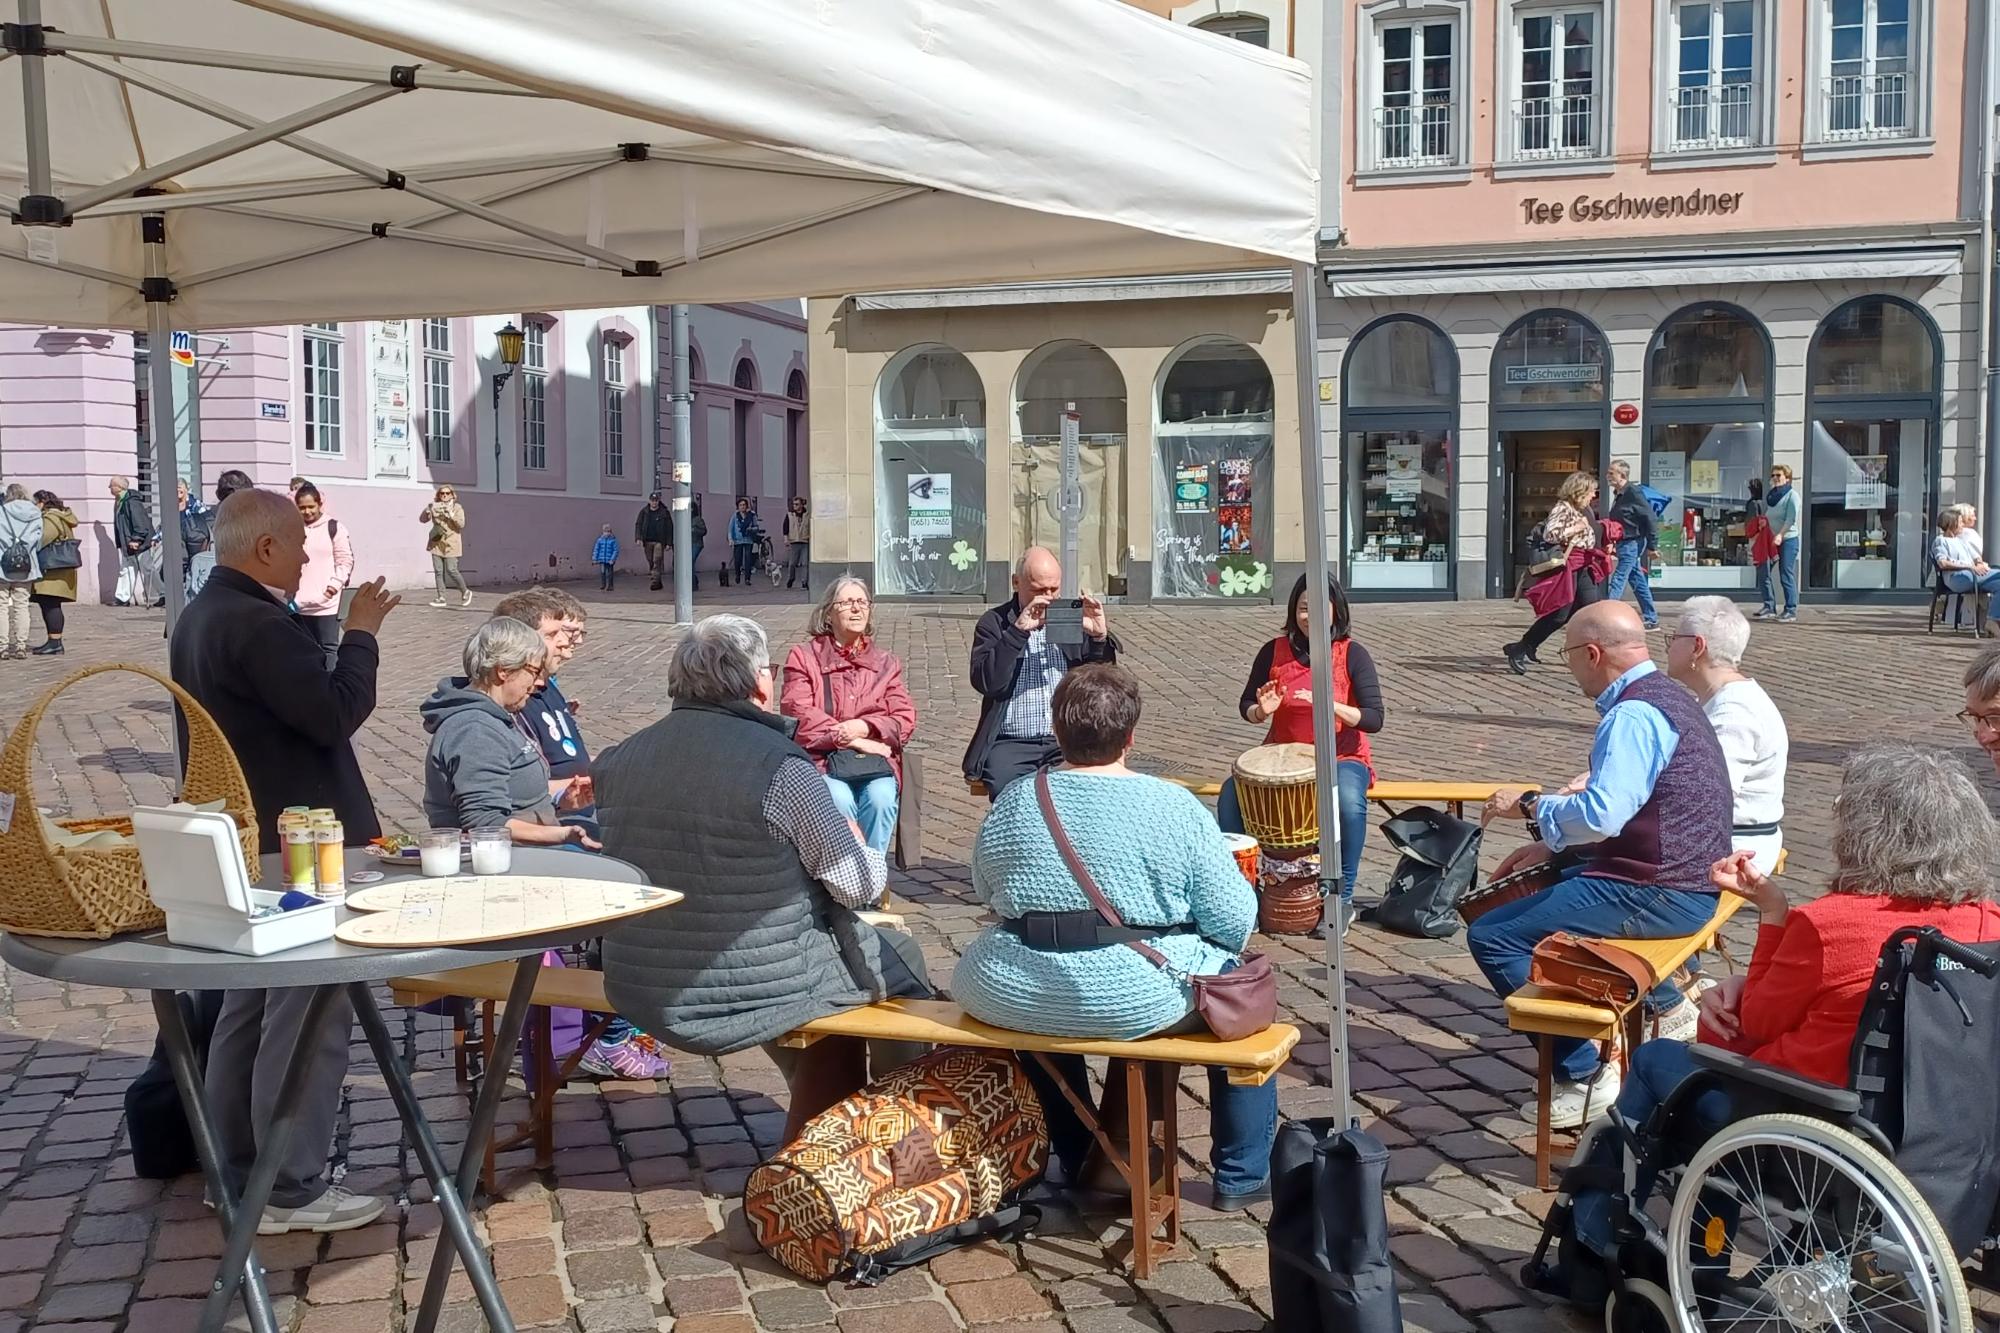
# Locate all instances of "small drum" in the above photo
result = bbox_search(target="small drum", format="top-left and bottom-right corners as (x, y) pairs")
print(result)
(1221, 833), (1260, 886)
(1232, 743), (1319, 857)
(1457, 851), (1576, 924)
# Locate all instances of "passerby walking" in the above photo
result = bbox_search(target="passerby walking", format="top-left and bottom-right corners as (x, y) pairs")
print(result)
(294, 483), (354, 670)
(635, 492), (672, 590)
(688, 496), (707, 590)
(0, 484), (44, 659)
(1755, 463), (1800, 622)
(728, 497), (759, 587)
(29, 490), (76, 655)
(110, 476), (157, 607)
(177, 479), (215, 584)
(593, 525), (619, 591)
(420, 484), (471, 608)
(1602, 460), (1659, 629)
(784, 496), (811, 591)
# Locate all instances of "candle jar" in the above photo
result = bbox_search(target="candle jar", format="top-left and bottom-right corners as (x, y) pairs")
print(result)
(467, 828), (512, 876)
(419, 829), (462, 878)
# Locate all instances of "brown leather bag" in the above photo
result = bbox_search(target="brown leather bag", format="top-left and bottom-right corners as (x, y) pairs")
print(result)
(1529, 932), (1657, 1010)
(1034, 770), (1278, 1041)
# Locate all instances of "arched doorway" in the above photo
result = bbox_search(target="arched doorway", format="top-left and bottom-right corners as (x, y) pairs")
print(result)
(875, 345), (986, 596)
(1013, 341), (1127, 594)
(1341, 317), (1457, 592)
(1490, 310), (1610, 595)
(1153, 338), (1275, 598)
(1805, 296), (1941, 592)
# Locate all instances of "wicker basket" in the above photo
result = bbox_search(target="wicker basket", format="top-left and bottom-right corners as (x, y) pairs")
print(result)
(0, 663), (258, 939)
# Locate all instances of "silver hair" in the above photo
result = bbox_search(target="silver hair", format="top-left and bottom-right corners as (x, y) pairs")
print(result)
(668, 614), (770, 704)
(1677, 595), (1751, 668)
(109, 475), (130, 491)
(462, 616), (547, 686)
(1965, 646), (2000, 704)
(2, 484), (26, 502)
(808, 575), (873, 639)
(1607, 459), (1631, 480)
(211, 486), (298, 562)
(1830, 744), (1999, 905)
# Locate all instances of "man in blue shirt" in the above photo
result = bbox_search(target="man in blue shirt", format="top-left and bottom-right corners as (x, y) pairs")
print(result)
(1475, 601), (1733, 1128)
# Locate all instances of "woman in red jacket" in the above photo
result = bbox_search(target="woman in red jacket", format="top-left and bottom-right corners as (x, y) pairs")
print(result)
(780, 576), (918, 854)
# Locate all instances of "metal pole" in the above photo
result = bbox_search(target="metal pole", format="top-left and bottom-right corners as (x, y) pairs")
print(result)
(1290, 260), (1350, 1127)
(672, 303), (694, 625)
(16, 0), (52, 203)
(1982, 52), (2000, 530)
(1057, 403), (1081, 595)
(145, 215), (187, 631)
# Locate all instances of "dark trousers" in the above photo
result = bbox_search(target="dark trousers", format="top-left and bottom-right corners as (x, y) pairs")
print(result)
(300, 613), (341, 672)
(981, 736), (1063, 803)
(30, 593), (64, 636)
(732, 543), (756, 583)
(785, 542), (809, 589)
(598, 561), (615, 591)
(1520, 565), (1605, 657)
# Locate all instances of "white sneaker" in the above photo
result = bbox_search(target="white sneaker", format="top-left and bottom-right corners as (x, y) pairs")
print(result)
(258, 1185), (386, 1235)
(428, 597), (448, 609)
(1546, 1063), (1622, 1131)
(1653, 997), (1700, 1043)
(459, 591), (475, 608)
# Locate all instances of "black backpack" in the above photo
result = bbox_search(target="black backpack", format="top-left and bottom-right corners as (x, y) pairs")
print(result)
(1363, 806), (1482, 939)
(0, 537), (30, 580)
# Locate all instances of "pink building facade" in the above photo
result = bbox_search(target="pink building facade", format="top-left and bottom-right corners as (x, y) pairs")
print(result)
(1320, 0), (1992, 600)
(0, 303), (804, 602)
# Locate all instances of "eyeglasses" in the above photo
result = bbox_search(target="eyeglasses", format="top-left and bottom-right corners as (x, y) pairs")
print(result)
(1556, 643), (1598, 659)
(832, 598), (871, 610)
(1667, 633), (1700, 645)
(558, 624), (587, 642)
(1958, 709), (2000, 735)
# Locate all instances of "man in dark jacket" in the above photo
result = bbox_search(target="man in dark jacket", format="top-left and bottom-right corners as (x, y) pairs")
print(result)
(1603, 460), (1660, 629)
(109, 475), (157, 607)
(635, 493), (673, 591)
(961, 546), (1119, 800)
(168, 485), (400, 1236)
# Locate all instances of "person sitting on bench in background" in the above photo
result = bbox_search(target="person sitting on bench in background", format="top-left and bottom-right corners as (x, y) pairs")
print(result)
(962, 546), (1118, 802)
(1665, 595), (1788, 875)
(1476, 600), (1733, 1130)
(954, 664), (1278, 1211)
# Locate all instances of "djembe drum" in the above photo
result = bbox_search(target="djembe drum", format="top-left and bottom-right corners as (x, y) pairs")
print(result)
(1232, 743), (1319, 858)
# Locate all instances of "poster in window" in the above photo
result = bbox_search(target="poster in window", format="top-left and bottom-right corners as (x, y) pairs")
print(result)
(1382, 442), (1422, 499)
(1217, 503), (1253, 554)
(1688, 459), (1720, 496)
(1648, 452), (1686, 500)
(1844, 455), (1888, 509)
(1174, 463), (1211, 514)
(367, 320), (412, 478)
(1219, 458), (1252, 503)
(907, 473), (953, 539)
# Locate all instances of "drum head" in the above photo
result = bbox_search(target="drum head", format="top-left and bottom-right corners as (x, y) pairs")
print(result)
(1220, 833), (1259, 855)
(1232, 742), (1317, 784)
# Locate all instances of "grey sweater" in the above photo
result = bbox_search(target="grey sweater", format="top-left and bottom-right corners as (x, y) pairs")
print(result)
(420, 678), (556, 830)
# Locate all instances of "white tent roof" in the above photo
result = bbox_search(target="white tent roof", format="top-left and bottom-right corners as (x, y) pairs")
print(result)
(0, 0), (1315, 328)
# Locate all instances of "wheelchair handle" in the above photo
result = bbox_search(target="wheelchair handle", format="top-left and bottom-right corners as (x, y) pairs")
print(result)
(1920, 929), (2000, 978)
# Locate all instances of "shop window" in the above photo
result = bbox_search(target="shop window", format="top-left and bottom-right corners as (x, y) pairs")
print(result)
(1493, 311), (1608, 405)
(1805, 296), (1939, 592)
(875, 345), (987, 596)
(1643, 304), (1773, 591)
(1014, 342), (1127, 595)
(1490, 310), (1608, 595)
(1154, 339), (1275, 598)
(1342, 318), (1456, 592)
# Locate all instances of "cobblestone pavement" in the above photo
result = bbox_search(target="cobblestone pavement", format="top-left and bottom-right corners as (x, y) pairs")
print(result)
(0, 583), (1993, 1333)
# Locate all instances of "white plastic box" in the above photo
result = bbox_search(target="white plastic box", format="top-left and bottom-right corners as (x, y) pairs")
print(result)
(132, 805), (337, 956)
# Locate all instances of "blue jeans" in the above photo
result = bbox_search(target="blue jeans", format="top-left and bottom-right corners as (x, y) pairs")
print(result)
(1466, 875), (1717, 1081)
(1756, 537), (1798, 614)
(823, 772), (899, 854)
(1942, 567), (2000, 596)
(1605, 538), (1657, 625)
(1573, 1038), (1736, 1258)
(1215, 759), (1369, 899)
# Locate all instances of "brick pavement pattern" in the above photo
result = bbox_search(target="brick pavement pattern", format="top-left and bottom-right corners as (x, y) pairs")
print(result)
(0, 585), (1994, 1332)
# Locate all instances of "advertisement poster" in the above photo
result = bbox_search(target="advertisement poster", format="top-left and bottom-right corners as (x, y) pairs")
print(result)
(1383, 442), (1422, 499)
(368, 320), (412, 478)
(1844, 455), (1888, 509)
(1219, 458), (1252, 503)
(1648, 452), (1686, 500)
(907, 473), (952, 539)
(1689, 459), (1720, 495)
(1174, 463), (1210, 514)
(1217, 503), (1252, 554)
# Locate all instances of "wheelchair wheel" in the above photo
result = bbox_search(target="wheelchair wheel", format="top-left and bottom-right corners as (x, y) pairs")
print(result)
(1664, 1113), (1970, 1332)
(1606, 1278), (1673, 1333)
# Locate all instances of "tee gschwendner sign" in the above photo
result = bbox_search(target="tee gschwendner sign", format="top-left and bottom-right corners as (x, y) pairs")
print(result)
(1523, 189), (1745, 225)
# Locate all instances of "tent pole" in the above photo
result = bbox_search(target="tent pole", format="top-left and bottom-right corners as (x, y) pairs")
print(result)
(145, 214), (188, 634)
(671, 304), (694, 626)
(15, 0), (52, 203)
(1289, 260), (1350, 1127)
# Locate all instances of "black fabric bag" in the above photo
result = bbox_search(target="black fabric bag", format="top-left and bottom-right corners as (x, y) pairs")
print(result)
(1268, 1118), (1404, 1332)
(37, 537), (80, 571)
(125, 989), (226, 1179)
(1363, 806), (1481, 940)
(821, 671), (893, 784)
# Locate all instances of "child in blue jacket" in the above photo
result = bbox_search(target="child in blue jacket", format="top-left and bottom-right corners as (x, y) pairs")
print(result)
(592, 525), (619, 591)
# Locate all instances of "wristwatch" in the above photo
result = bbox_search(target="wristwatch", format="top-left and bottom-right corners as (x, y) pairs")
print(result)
(1517, 791), (1543, 842)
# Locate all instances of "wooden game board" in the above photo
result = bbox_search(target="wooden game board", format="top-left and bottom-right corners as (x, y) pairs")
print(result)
(333, 876), (681, 947)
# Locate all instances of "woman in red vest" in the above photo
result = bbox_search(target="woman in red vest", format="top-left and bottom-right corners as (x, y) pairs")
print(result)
(1217, 573), (1385, 935)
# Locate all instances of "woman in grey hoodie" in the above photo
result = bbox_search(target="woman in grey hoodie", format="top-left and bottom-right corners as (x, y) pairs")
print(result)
(421, 618), (599, 848)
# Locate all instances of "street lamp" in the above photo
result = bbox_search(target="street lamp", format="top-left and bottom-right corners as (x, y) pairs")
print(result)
(491, 320), (526, 476)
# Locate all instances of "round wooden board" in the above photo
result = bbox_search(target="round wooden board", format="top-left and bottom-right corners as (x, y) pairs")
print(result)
(333, 875), (682, 947)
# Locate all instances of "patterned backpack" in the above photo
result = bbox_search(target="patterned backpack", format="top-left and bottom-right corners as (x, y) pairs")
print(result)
(744, 1047), (1047, 1284)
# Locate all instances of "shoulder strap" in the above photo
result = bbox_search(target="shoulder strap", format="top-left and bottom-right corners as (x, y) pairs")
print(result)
(1033, 769), (1171, 970)
(328, 518), (339, 539)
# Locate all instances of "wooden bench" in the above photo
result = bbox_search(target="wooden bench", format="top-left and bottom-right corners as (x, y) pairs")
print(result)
(392, 969), (1297, 1279)
(969, 773), (1533, 821)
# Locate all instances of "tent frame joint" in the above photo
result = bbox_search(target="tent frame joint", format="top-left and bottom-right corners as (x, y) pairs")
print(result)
(382, 171), (407, 191)
(620, 142), (650, 161)
(625, 259), (662, 278)
(13, 193), (59, 225)
(0, 21), (46, 56)
(390, 64), (417, 90)
(141, 276), (176, 303)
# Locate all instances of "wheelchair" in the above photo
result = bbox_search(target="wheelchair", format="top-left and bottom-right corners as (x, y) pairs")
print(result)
(1525, 926), (2000, 1332)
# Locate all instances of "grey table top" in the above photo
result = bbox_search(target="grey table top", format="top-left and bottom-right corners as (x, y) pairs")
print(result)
(0, 846), (654, 990)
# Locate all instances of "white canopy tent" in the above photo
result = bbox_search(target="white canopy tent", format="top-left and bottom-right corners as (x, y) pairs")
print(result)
(0, 7), (1353, 1321)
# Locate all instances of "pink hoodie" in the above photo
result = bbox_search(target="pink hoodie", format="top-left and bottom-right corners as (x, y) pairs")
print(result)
(296, 513), (355, 616)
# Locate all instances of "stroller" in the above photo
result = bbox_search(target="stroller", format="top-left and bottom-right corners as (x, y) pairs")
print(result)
(1524, 926), (2000, 1332)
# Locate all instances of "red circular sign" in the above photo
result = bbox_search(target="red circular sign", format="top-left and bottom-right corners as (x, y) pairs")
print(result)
(1613, 403), (1639, 426)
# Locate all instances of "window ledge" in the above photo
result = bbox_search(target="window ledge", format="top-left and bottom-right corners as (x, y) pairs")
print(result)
(1492, 158), (1619, 181)
(1648, 146), (1778, 172)
(1801, 136), (1935, 163)
(1353, 165), (1475, 187)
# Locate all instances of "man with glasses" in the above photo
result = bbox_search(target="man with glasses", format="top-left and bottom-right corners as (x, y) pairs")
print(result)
(496, 587), (599, 839)
(1960, 647), (2000, 777)
(1754, 464), (1799, 623)
(1475, 601), (1734, 1128)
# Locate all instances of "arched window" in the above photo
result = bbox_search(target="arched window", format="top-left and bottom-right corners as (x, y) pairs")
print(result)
(1642, 304), (1773, 591)
(786, 368), (806, 401)
(1014, 342), (1127, 594)
(1492, 311), (1608, 406)
(1805, 297), (1941, 593)
(733, 358), (757, 392)
(1343, 318), (1456, 592)
(875, 345), (986, 596)
(1154, 338), (1275, 597)
(1195, 13), (1270, 46)
(1489, 310), (1608, 594)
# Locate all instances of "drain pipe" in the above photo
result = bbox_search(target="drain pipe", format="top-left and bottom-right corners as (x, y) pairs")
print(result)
(1981, 14), (1999, 528)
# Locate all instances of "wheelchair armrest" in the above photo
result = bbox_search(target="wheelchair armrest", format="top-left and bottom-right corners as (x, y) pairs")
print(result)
(1688, 1043), (1862, 1116)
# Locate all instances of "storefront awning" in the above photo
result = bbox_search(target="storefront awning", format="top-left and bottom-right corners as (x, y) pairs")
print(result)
(1323, 243), (1964, 299)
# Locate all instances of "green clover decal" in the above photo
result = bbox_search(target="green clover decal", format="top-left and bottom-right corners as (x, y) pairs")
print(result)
(1216, 556), (1271, 597)
(947, 541), (979, 571)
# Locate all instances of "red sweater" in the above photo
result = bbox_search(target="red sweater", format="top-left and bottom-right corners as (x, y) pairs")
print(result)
(1702, 893), (2000, 1085)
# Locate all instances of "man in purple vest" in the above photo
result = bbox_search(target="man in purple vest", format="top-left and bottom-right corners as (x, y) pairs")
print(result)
(1476, 600), (1733, 1129)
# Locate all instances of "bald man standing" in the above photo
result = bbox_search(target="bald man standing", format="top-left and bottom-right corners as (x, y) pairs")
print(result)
(1472, 602), (1732, 1128)
(963, 547), (1119, 801)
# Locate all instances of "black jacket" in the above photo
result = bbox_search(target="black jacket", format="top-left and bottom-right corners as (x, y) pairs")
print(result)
(1608, 483), (1657, 547)
(169, 566), (382, 848)
(961, 598), (1120, 780)
(114, 490), (154, 552)
(635, 503), (673, 545)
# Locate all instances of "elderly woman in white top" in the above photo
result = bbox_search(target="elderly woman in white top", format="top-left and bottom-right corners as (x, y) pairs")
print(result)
(1665, 595), (1788, 873)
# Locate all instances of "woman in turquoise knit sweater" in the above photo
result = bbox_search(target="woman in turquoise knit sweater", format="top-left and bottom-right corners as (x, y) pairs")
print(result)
(953, 665), (1279, 1208)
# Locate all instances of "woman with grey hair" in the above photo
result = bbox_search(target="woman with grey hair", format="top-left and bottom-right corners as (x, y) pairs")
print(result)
(1933, 503), (2000, 633)
(420, 617), (598, 847)
(1666, 594), (1788, 872)
(0, 482), (44, 659)
(1570, 743), (2000, 1256)
(779, 576), (917, 852)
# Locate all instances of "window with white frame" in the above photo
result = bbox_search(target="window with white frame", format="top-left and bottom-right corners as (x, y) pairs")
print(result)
(1672, 1), (1758, 147)
(520, 320), (548, 471)
(1509, 6), (1603, 161)
(421, 317), (452, 464)
(602, 338), (627, 479)
(1819, 0), (1913, 141)
(303, 323), (343, 454)
(1193, 14), (1269, 46)
(1374, 19), (1458, 168)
